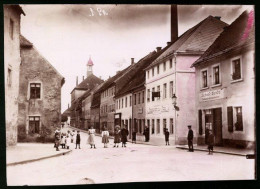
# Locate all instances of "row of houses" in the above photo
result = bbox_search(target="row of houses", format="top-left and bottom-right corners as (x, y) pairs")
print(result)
(64, 9), (255, 148)
(4, 5), (65, 146)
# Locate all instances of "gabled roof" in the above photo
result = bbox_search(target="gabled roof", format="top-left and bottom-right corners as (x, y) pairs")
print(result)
(146, 15), (228, 70)
(20, 35), (65, 86)
(94, 66), (131, 93)
(71, 74), (103, 93)
(115, 44), (172, 97)
(192, 10), (255, 67)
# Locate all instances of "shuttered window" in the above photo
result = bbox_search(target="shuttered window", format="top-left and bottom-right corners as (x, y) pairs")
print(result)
(198, 110), (202, 135)
(227, 106), (233, 132)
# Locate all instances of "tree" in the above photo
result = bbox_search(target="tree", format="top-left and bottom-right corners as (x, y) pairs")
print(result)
(61, 114), (68, 122)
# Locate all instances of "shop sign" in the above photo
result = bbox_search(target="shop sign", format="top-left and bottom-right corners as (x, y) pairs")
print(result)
(200, 89), (224, 102)
(147, 105), (170, 115)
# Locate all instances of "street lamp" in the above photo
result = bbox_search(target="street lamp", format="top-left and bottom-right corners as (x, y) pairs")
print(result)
(172, 93), (177, 106)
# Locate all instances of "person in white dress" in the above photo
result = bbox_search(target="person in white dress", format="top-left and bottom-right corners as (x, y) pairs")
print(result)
(101, 127), (109, 148)
(87, 126), (96, 149)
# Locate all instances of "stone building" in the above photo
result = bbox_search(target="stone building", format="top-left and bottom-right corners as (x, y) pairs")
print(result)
(18, 35), (65, 137)
(69, 58), (103, 128)
(4, 5), (25, 146)
(145, 15), (228, 145)
(191, 10), (255, 148)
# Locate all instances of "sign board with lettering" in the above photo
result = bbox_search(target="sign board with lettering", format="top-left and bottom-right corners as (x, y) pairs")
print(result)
(147, 105), (170, 115)
(199, 89), (224, 102)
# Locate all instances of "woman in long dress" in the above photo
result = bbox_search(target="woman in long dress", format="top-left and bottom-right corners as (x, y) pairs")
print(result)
(113, 126), (121, 148)
(88, 126), (96, 149)
(101, 127), (109, 148)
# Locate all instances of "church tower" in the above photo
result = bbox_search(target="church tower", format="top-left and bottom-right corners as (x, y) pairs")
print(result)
(87, 56), (93, 77)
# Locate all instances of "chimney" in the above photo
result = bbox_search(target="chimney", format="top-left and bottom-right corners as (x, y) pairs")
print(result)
(76, 76), (78, 86)
(167, 42), (171, 46)
(171, 4), (178, 43)
(99, 76), (102, 80)
(156, 47), (162, 52)
(68, 103), (69, 109)
(131, 58), (135, 65)
(82, 76), (84, 81)
(214, 16), (221, 20)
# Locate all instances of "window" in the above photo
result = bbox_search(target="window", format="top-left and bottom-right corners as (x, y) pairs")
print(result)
(157, 65), (160, 74)
(30, 83), (41, 99)
(157, 86), (160, 100)
(152, 68), (154, 76)
(130, 96), (132, 106)
(163, 62), (166, 71)
(134, 94), (137, 105)
(152, 88), (155, 101)
(29, 116), (40, 134)
(213, 65), (220, 85)
(7, 68), (12, 87)
(232, 58), (242, 80)
(163, 119), (167, 133)
(125, 97), (127, 107)
(157, 119), (160, 134)
(142, 91), (145, 103)
(147, 71), (150, 79)
(152, 119), (155, 134)
(147, 89), (150, 102)
(163, 83), (167, 99)
(202, 70), (208, 88)
(169, 81), (173, 98)
(235, 107), (243, 131)
(10, 19), (14, 40)
(138, 92), (141, 104)
(170, 118), (174, 134)
(169, 59), (173, 68)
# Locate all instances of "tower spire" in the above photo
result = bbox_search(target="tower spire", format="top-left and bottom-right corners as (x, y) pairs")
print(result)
(87, 56), (94, 77)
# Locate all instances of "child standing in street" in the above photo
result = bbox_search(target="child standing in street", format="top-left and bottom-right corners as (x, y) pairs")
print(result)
(101, 127), (109, 148)
(75, 131), (81, 149)
(66, 134), (70, 149)
(165, 128), (170, 145)
(61, 135), (65, 149)
(88, 126), (96, 149)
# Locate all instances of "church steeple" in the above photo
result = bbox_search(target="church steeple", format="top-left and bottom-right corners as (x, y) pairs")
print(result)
(87, 56), (94, 77)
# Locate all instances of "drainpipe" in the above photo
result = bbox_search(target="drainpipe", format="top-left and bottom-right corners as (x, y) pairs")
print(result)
(173, 52), (177, 144)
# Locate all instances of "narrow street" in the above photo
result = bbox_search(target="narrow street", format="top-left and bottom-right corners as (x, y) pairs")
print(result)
(7, 128), (255, 185)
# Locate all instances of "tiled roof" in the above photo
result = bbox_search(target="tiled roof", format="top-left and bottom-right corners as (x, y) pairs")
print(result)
(115, 44), (172, 97)
(73, 74), (103, 91)
(20, 35), (33, 47)
(192, 10), (255, 67)
(146, 15), (228, 70)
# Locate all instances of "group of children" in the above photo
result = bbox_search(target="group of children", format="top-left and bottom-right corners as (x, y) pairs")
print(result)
(54, 129), (81, 151)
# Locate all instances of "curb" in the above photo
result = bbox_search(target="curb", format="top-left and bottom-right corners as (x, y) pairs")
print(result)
(176, 146), (246, 157)
(7, 149), (72, 166)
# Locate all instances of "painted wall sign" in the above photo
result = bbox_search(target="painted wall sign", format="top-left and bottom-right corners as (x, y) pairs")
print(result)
(199, 89), (224, 102)
(147, 105), (170, 115)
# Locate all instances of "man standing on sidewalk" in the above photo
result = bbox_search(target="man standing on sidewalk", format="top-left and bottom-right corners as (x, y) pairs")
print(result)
(143, 126), (150, 142)
(187, 125), (194, 152)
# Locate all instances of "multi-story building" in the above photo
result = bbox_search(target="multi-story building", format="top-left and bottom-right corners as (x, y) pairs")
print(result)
(18, 35), (65, 138)
(191, 10), (255, 148)
(145, 15), (228, 145)
(4, 5), (25, 146)
(70, 58), (103, 128)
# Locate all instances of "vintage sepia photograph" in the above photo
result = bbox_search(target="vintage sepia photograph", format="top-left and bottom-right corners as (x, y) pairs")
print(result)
(4, 4), (255, 185)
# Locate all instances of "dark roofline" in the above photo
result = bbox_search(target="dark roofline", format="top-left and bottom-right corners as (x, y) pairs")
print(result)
(8, 5), (25, 15)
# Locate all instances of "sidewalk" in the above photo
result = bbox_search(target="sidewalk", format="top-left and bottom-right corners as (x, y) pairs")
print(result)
(176, 144), (255, 157)
(7, 143), (72, 166)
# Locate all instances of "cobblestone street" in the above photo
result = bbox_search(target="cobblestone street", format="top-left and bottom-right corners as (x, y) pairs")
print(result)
(7, 129), (255, 185)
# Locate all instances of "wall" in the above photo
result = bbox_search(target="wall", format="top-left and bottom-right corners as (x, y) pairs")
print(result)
(195, 48), (255, 147)
(4, 6), (22, 146)
(18, 45), (63, 137)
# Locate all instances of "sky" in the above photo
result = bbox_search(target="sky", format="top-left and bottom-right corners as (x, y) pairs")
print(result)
(19, 4), (253, 112)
